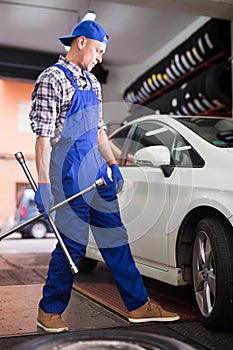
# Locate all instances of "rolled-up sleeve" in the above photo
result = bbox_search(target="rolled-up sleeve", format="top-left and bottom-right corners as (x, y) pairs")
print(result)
(29, 72), (62, 137)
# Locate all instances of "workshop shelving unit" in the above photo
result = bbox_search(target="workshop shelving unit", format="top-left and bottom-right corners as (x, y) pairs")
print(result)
(123, 18), (232, 120)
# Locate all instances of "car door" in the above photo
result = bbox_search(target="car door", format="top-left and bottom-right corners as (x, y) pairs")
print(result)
(110, 120), (178, 270)
(110, 118), (205, 272)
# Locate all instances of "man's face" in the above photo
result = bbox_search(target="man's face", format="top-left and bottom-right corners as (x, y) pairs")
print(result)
(81, 38), (107, 72)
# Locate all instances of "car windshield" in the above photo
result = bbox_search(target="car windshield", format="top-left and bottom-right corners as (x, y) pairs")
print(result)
(176, 117), (233, 147)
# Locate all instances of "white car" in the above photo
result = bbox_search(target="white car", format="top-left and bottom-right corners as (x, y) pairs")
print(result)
(82, 114), (233, 331)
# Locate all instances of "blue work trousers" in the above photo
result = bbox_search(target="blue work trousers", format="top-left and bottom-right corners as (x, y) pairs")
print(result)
(39, 178), (148, 314)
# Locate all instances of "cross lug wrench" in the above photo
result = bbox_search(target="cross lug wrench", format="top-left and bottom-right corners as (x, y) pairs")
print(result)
(0, 152), (107, 275)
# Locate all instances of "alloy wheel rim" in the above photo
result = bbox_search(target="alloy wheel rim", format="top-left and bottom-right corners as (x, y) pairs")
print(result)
(192, 230), (216, 317)
(31, 222), (47, 238)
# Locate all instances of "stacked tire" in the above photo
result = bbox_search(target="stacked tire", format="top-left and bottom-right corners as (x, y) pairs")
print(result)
(123, 18), (231, 118)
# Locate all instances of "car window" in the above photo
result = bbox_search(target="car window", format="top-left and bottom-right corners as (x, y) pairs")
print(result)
(110, 120), (204, 168)
(29, 199), (36, 206)
(177, 117), (233, 148)
(109, 125), (135, 165)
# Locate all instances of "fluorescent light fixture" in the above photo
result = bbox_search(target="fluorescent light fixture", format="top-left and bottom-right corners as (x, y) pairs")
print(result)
(82, 11), (96, 21)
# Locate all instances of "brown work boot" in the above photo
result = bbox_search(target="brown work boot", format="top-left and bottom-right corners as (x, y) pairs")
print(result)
(37, 307), (69, 333)
(128, 298), (180, 323)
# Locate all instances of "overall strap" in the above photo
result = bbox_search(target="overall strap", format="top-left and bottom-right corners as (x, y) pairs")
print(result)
(54, 64), (93, 90)
(53, 63), (78, 89)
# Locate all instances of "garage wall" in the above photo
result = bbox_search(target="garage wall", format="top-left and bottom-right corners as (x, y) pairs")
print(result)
(0, 79), (37, 230)
(0, 80), (35, 155)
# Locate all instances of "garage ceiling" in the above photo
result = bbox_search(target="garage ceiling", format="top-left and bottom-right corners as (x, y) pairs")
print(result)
(0, 0), (232, 68)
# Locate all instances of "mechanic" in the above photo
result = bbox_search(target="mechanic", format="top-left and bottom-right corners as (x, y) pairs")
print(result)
(29, 19), (180, 333)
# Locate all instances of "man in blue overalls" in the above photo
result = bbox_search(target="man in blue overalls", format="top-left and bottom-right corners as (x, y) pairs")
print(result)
(30, 20), (179, 333)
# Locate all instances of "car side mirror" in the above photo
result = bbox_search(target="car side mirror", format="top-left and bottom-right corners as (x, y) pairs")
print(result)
(134, 145), (170, 167)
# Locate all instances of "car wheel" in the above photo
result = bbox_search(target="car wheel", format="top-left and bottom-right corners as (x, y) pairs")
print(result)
(28, 220), (47, 239)
(192, 217), (233, 330)
(77, 257), (98, 273)
(13, 329), (196, 350)
(21, 232), (29, 239)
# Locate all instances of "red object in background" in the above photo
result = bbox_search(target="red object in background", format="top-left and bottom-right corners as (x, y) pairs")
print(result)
(21, 205), (27, 219)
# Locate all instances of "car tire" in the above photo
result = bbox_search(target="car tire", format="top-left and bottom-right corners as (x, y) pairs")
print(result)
(192, 217), (233, 330)
(13, 329), (196, 350)
(77, 257), (98, 273)
(21, 232), (29, 239)
(28, 220), (47, 239)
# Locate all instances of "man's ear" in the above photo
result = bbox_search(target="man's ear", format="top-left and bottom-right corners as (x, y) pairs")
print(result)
(77, 36), (87, 49)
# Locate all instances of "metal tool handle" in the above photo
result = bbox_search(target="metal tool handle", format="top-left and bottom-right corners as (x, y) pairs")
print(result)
(0, 178), (106, 241)
(15, 152), (79, 273)
(15, 152), (37, 192)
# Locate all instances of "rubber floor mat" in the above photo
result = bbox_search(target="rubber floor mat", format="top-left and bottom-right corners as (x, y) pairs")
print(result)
(73, 262), (198, 321)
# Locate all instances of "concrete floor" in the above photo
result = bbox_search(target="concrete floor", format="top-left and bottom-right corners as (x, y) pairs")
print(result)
(1, 252), (233, 350)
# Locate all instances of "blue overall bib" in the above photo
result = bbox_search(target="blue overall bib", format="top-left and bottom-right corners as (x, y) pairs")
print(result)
(39, 64), (148, 314)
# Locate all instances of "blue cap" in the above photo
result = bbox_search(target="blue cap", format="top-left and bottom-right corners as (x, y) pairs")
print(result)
(59, 20), (109, 47)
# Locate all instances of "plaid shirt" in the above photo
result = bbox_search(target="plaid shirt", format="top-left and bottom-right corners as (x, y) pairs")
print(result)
(29, 55), (106, 145)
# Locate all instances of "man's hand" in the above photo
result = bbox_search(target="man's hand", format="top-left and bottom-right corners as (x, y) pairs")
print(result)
(34, 183), (53, 219)
(110, 164), (124, 193)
